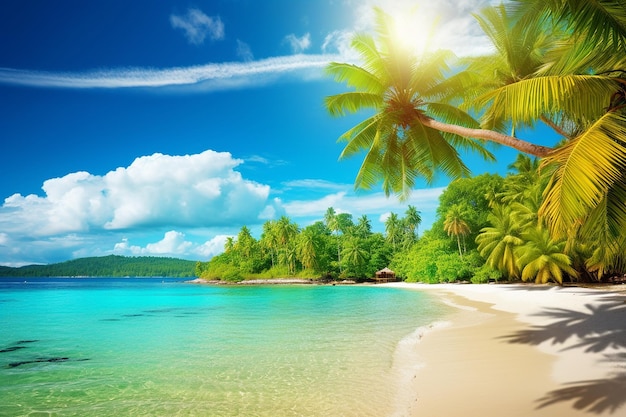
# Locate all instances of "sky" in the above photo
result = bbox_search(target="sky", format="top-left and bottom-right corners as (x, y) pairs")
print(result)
(0, 0), (560, 266)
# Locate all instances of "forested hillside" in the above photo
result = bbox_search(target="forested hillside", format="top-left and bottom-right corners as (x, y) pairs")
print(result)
(0, 255), (197, 277)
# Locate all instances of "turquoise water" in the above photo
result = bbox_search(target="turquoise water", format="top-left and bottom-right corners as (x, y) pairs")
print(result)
(0, 279), (451, 416)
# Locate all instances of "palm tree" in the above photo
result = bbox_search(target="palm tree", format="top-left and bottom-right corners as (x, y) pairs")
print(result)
(476, 205), (524, 279)
(453, 4), (559, 135)
(224, 236), (235, 253)
(355, 214), (372, 238)
(326, 4), (626, 274)
(297, 228), (318, 271)
(341, 237), (369, 276)
(384, 212), (402, 250)
(466, 2), (626, 270)
(516, 227), (577, 284)
(260, 220), (279, 268)
(324, 207), (342, 271)
(325, 8), (500, 199)
(404, 205), (422, 237)
(275, 216), (299, 269)
(443, 204), (471, 257)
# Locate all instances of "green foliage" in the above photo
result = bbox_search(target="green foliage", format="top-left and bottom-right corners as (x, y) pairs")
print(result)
(471, 264), (502, 284)
(0, 255), (197, 278)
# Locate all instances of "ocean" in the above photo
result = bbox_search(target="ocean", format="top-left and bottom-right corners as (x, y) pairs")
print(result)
(0, 278), (451, 416)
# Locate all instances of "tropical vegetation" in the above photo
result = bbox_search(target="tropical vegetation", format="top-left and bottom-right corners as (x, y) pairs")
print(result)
(196, 208), (416, 282)
(0, 255), (197, 278)
(323, 0), (626, 284)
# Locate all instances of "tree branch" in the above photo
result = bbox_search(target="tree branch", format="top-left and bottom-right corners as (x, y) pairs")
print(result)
(419, 115), (553, 158)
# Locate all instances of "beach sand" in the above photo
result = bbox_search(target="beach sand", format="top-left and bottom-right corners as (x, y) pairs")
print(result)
(386, 283), (626, 416)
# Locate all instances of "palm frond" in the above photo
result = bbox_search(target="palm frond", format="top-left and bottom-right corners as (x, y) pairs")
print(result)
(325, 62), (384, 94)
(324, 92), (382, 117)
(408, 49), (455, 95)
(540, 111), (626, 237)
(475, 75), (618, 128)
(337, 114), (382, 158)
(349, 33), (388, 80)
(512, 0), (626, 51)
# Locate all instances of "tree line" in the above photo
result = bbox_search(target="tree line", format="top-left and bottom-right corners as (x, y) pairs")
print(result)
(198, 153), (625, 284)
(196, 205), (421, 282)
(0, 255), (197, 278)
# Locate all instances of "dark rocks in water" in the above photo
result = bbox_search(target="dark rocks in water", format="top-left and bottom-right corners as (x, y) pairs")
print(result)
(0, 340), (39, 353)
(0, 346), (26, 353)
(8, 356), (74, 368)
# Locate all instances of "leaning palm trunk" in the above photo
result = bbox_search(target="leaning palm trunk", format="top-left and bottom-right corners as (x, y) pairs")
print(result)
(418, 115), (552, 157)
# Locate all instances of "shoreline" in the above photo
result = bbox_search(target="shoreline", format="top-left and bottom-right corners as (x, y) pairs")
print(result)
(386, 282), (626, 416)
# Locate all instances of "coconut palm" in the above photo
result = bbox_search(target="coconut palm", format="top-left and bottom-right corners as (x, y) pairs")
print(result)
(296, 230), (316, 271)
(324, 207), (342, 270)
(443, 204), (471, 257)
(325, 8), (502, 199)
(384, 212), (402, 250)
(516, 227), (577, 284)
(275, 216), (299, 269)
(468, 3), (626, 268)
(476, 205), (524, 279)
(341, 237), (369, 276)
(404, 205), (422, 239)
(355, 214), (372, 238)
(452, 4), (560, 135)
(260, 220), (279, 268)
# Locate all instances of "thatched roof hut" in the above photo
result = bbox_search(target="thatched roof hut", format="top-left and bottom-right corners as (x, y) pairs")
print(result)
(375, 267), (396, 283)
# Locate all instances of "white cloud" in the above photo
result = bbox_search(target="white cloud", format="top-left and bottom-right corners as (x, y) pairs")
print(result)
(0, 54), (343, 90)
(282, 186), (445, 230)
(114, 232), (230, 260)
(282, 179), (352, 191)
(283, 33), (312, 53)
(0, 149), (272, 237)
(321, 30), (359, 60)
(236, 40), (254, 61)
(170, 8), (224, 44)
(349, 0), (500, 57)
(195, 235), (231, 258)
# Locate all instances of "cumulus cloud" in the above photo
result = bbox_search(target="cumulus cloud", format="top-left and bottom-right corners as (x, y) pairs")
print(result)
(170, 8), (224, 44)
(114, 232), (230, 259)
(283, 33), (311, 53)
(0, 54), (342, 90)
(0, 149), (272, 237)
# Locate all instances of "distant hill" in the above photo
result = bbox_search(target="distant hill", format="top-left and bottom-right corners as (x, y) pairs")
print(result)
(0, 255), (198, 278)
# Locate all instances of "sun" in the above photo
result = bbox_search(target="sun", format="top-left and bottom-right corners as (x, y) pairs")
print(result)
(387, 7), (440, 56)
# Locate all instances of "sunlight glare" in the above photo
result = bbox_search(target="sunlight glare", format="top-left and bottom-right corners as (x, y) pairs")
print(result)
(387, 7), (439, 56)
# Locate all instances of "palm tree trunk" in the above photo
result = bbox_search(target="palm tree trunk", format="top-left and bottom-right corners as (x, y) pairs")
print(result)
(419, 115), (553, 157)
(457, 235), (463, 258)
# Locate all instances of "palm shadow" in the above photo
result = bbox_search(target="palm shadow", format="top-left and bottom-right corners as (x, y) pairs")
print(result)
(500, 293), (626, 414)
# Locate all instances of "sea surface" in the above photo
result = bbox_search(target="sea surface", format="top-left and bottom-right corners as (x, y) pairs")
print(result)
(0, 278), (452, 417)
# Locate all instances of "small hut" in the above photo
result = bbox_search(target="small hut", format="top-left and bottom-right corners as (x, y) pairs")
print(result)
(374, 267), (396, 283)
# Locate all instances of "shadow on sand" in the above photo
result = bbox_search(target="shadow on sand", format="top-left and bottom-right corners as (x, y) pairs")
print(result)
(500, 287), (626, 414)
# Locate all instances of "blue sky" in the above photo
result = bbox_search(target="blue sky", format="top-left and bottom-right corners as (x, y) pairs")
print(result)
(0, 0), (559, 266)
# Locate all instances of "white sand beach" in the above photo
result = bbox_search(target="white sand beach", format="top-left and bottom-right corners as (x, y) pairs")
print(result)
(387, 283), (626, 417)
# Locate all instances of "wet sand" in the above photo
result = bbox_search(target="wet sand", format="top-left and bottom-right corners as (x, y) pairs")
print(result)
(387, 283), (626, 416)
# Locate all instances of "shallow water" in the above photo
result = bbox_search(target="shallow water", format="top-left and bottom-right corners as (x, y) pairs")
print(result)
(0, 278), (451, 416)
